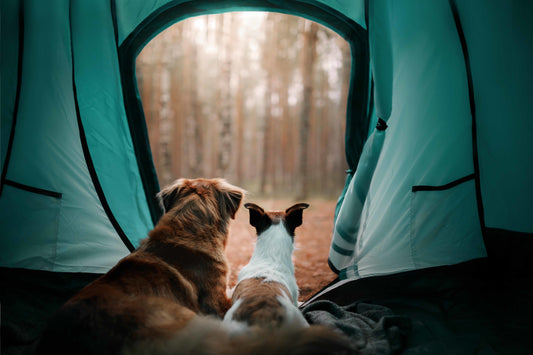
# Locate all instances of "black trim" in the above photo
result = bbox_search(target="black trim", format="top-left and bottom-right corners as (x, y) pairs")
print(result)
(114, 0), (162, 226)
(449, 0), (486, 230)
(344, 27), (370, 171)
(110, 0), (119, 49)
(328, 259), (341, 275)
(4, 179), (62, 199)
(364, 0), (370, 30)
(366, 77), (374, 125)
(0, 1), (24, 197)
(412, 173), (475, 192)
(376, 117), (387, 131)
(117, 0), (370, 225)
(69, 1), (135, 252)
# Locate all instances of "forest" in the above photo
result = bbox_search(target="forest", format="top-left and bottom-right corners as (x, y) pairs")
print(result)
(136, 12), (351, 198)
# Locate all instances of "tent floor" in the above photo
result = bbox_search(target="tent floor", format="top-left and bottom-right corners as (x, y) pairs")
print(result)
(301, 258), (533, 354)
(1, 268), (101, 355)
(2, 259), (532, 354)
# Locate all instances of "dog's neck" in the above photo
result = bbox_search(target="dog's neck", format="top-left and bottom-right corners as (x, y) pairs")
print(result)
(143, 222), (227, 263)
(139, 218), (230, 316)
(251, 223), (295, 268)
(237, 222), (298, 303)
(156, 210), (229, 246)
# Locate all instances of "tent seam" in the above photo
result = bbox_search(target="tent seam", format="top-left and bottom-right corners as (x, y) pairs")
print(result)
(69, 0), (135, 253)
(3, 180), (62, 199)
(411, 173), (475, 192)
(0, 0), (24, 198)
(449, 0), (486, 234)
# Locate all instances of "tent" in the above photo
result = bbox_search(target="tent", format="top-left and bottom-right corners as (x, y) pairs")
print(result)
(1, 0), (532, 353)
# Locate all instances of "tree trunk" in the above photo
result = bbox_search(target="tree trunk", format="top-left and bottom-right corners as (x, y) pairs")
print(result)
(260, 13), (277, 194)
(183, 24), (202, 178)
(216, 13), (234, 179)
(297, 20), (318, 199)
(235, 76), (244, 184)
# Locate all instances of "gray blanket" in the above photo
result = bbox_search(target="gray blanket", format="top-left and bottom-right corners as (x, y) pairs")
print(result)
(301, 300), (411, 355)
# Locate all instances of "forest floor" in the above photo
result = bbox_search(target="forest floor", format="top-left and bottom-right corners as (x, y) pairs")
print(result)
(226, 197), (338, 303)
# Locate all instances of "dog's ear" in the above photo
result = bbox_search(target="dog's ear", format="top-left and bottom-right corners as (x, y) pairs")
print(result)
(217, 180), (246, 220)
(156, 179), (187, 212)
(244, 203), (264, 226)
(244, 203), (271, 235)
(284, 203), (309, 235)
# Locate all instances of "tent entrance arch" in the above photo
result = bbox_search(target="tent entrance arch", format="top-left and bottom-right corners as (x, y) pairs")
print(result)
(136, 12), (353, 200)
(117, 0), (370, 225)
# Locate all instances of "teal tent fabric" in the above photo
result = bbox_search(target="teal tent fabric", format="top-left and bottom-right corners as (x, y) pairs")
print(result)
(0, 0), (132, 273)
(1, 0), (532, 279)
(1, 1), (532, 353)
(0, 0), (20, 172)
(0, 0), (152, 273)
(455, 0), (533, 233)
(71, 0), (153, 247)
(0, 0), (369, 274)
(330, 122), (387, 276)
(328, 0), (532, 280)
(333, 0), (488, 278)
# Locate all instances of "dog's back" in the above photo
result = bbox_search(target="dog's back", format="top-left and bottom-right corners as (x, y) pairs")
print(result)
(36, 178), (245, 355)
(224, 203), (309, 330)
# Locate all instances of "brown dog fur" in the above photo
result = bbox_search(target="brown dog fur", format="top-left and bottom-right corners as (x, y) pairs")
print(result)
(36, 178), (245, 355)
(229, 277), (292, 328)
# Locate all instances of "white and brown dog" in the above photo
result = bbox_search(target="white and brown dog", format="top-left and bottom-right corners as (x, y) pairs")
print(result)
(224, 202), (310, 330)
(36, 178), (245, 355)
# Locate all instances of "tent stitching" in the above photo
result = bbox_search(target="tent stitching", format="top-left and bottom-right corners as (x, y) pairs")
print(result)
(0, 0), (24, 198)
(449, 0), (486, 232)
(4, 180), (62, 199)
(411, 173), (475, 193)
(113, 0), (163, 226)
(69, 0), (135, 253)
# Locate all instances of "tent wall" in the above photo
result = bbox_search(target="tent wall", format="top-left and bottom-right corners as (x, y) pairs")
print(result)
(71, 0), (153, 248)
(1, 0), (531, 278)
(0, 1), (20, 174)
(455, 0), (533, 272)
(455, 0), (533, 233)
(1, 0), (367, 273)
(330, 0), (533, 279)
(0, 0), (153, 273)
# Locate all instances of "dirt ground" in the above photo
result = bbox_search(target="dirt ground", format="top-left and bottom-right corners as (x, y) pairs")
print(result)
(226, 198), (338, 302)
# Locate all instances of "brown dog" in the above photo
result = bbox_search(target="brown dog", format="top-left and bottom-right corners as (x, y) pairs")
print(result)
(36, 178), (245, 355)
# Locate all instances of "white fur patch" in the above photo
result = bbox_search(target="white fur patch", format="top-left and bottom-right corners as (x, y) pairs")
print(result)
(237, 222), (299, 304)
(222, 299), (251, 336)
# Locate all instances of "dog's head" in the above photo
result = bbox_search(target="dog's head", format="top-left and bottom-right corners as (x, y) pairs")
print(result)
(157, 178), (246, 224)
(244, 203), (309, 237)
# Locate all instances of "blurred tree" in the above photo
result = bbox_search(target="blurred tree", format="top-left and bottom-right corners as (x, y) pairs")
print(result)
(297, 20), (318, 199)
(136, 12), (349, 198)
